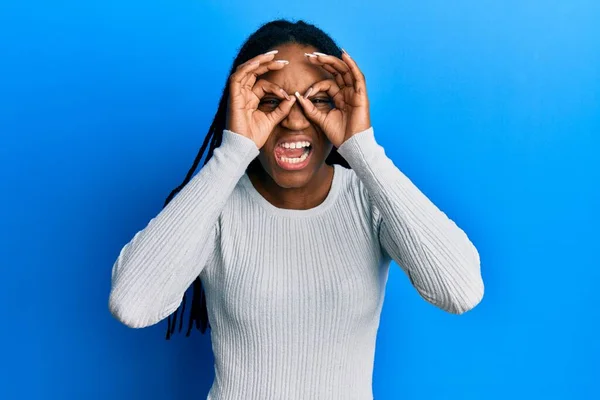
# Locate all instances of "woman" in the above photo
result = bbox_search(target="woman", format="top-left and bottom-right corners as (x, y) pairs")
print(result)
(109, 19), (484, 400)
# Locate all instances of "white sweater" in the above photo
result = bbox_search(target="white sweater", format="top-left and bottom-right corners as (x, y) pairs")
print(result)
(108, 126), (484, 400)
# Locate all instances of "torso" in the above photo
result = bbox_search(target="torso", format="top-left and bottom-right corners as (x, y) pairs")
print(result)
(200, 164), (391, 400)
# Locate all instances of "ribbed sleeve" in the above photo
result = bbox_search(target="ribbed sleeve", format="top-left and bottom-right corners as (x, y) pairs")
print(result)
(337, 127), (484, 314)
(108, 130), (260, 328)
(108, 125), (485, 398)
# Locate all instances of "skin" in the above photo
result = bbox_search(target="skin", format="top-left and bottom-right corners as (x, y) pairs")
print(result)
(227, 42), (371, 210)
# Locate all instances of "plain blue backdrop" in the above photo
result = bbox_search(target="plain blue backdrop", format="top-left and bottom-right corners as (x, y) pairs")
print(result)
(1, 0), (598, 399)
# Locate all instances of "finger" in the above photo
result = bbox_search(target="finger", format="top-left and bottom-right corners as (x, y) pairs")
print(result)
(293, 90), (326, 124)
(241, 59), (289, 88)
(249, 79), (296, 126)
(341, 50), (367, 94)
(308, 52), (354, 88)
(235, 50), (278, 71)
(251, 79), (288, 100)
(268, 94), (297, 126)
(305, 54), (345, 88)
(230, 51), (279, 90)
(303, 79), (345, 110)
(249, 79), (291, 110)
(322, 64), (347, 89)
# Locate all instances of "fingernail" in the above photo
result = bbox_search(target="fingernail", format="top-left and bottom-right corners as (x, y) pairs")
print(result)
(294, 91), (302, 99)
(341, 48), (351, 57)
(264, 50), (278, 55)
(304, 87), (313, 98)
(274, 59), (289, 64)
(304, 52), (317, 58)
(280, 88), (290, 100)
(313, 52), (328, 57)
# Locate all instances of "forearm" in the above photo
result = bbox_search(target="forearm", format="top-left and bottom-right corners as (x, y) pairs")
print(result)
(337, 127), (484, 314)
(108, 129), (259, 327)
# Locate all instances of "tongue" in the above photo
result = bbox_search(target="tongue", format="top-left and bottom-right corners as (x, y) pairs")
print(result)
(275, 146), (306, 159)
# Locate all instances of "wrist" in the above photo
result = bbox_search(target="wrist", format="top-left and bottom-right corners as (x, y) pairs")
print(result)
(341, 127), (370, 146)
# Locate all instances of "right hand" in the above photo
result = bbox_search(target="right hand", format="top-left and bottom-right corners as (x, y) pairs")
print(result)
(226, 51), (297, 149)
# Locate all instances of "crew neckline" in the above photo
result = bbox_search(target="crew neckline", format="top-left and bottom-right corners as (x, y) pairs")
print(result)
(239, 164), (343, 217)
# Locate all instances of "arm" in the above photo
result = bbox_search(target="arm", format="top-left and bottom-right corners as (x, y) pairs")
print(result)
(108, 129), (259, 328)
(337, 127), (484, 314)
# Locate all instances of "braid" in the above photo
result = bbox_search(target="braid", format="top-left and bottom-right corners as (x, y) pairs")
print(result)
(165, 18), (350, 340)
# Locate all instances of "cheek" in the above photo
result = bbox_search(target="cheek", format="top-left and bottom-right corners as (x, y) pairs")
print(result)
(318, 136), (334, 154)
(257, 148), (276, 167)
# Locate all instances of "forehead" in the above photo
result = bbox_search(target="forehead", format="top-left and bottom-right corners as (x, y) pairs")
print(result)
(258, 43), (332, 92)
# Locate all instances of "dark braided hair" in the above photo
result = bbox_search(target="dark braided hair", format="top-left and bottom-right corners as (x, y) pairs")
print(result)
(165, 18), (351, 339)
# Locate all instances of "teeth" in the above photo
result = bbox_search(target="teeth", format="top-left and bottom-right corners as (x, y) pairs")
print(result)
(281, 141), (310, 149)
(280, 148), (310, 164)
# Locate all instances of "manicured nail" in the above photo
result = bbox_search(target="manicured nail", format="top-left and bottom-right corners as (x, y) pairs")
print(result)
(313, 52), (328, 57)
(280, 88), (290, 100)
(264, 50), (278, 55)
(341, 48), (351, 58)
(304, 52), (317, 58)
(304, 87), (313, 98)
(274, 59), (289, 64)
(294, 91), (302, 99)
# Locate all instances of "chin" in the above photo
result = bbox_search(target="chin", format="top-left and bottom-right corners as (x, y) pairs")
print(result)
(256, 156), (324, 189)
(270, 161), (322, 188)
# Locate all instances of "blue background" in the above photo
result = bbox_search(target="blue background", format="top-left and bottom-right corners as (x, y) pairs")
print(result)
(1, 0), (598, 399)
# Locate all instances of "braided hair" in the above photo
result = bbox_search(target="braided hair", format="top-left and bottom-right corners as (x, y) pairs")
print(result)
(165, 18), (350, 339)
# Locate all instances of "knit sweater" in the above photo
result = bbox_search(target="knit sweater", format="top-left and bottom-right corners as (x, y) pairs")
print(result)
(108, 126), (484, 400)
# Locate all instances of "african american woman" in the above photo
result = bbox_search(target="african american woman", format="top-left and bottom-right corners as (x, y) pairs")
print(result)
(108, 19), (484, 400)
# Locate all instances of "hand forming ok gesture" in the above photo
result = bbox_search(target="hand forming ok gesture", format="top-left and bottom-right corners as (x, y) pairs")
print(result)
(294, 50), (371, 148)
(226, 50), (297, 149)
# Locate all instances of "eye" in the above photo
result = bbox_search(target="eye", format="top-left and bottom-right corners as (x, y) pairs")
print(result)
(311, 97), (333, 107)
(258, 98), (281, 111)
(260, 98), (280, 106)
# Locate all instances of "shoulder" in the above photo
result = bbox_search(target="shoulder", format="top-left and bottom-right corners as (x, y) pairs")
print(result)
(335, 164), (382, 228)
(336, 165), (369, 207)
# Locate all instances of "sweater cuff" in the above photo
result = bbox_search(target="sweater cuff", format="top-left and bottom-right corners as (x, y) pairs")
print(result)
(221, 129), (261, 164)
(336, 126), (379, 171)
(215, 129), (260, 169)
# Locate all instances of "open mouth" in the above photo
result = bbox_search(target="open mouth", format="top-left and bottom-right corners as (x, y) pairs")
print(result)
(274, 144), (313, 170)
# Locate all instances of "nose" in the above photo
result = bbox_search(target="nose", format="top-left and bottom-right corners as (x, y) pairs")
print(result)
(280, 100), (311, 131)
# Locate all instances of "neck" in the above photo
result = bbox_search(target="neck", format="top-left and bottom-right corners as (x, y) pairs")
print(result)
(247, 163), (335, 210)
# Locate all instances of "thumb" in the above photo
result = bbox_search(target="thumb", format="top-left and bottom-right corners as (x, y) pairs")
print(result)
(294, 91), (323, 124)
(268, 96), (297, 126)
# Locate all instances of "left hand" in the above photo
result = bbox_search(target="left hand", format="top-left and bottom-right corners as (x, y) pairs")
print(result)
(294, 50), (371, 148)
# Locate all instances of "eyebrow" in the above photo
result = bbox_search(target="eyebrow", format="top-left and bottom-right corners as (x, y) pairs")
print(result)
(262, 91), (329, 100)
(262, 78), (324, 96)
